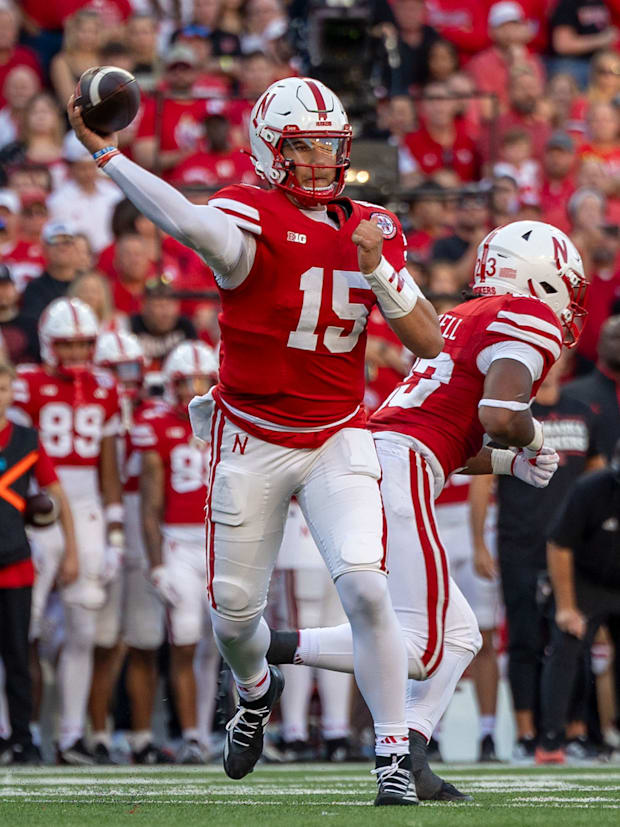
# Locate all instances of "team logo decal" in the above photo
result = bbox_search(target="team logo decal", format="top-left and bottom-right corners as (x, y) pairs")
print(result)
(370, 212), (397, 239)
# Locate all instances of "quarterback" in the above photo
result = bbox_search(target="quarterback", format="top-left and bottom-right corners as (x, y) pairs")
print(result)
(269, 221), (588, 797)
(69, 77), (443, 804)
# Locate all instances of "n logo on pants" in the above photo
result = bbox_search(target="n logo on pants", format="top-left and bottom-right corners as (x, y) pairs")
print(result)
(232, 434), (249, 454)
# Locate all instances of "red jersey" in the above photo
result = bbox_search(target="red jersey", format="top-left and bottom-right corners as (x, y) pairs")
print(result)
(171, 149), (258, 188)
(364, 306), (407, 415)
(0, 239), (45, 293)
(208, 185), (408, 448)
(403, 124), (479, 182)
(12, 365), (120, 471)
(119, 398), (166, 494)
(370, 295), (563, 478)
(130, 405), (209, 525)
(135, 97), (208, 179)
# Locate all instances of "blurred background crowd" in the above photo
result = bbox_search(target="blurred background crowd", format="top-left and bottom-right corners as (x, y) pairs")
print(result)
(0, 0), (620, 767)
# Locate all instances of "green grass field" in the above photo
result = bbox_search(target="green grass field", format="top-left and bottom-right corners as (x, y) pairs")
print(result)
(1, 764), (619, 826)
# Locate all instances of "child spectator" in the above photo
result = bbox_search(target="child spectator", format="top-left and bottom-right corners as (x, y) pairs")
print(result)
(493, 128), (540, 206)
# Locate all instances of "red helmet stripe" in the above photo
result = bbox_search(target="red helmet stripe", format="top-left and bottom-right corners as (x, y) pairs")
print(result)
(68, 300), (81, 334)
(113, 331), (125, 358)
(304, 79), (327, 114)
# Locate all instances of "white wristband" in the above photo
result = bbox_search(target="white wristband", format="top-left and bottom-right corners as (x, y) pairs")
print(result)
(105, 503), (124, 524)
(524, 419), (544, 453)
(363, 256), (423, 318)
(490, 448), (516, 476)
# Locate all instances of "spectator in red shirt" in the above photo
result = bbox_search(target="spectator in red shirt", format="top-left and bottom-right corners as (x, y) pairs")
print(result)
(0, 4), (42, 109)
(403, 80), (479, 181)
(133, 45), (207, 177)
(110, 233), (152, 315)
(404, 180), (449, 261)
(170, 113), (258, 189)
(478, 67), (552, 168)
(425, 0), (490, 60)
(1, 189), (47, 293)
(539, 131), (578, 233)
(579, 101), (620, 173)
(467, 1), (546, 118)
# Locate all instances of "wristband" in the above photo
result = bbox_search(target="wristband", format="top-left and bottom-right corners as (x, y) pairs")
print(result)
(478, 399), (531, 411)
(363, 256), (423, 318)
(93, 146), (120, 168)
(105, 503), (124, 524)
(524, 419), (544, 454)
(92, 146), (117, 160)
(490, 448), (517, 476)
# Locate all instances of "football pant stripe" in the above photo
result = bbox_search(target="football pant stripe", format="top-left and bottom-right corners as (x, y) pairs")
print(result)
(205, 408), (225, 609)
(496, 310), (562, 343)
(421, 459), (449, 676)
(409, 452), (440, 674)
(486, 322), (562, 360)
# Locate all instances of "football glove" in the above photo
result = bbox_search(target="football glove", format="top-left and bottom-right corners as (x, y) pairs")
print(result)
(491, 445), (559, 488)
(150, 564), (181, 606)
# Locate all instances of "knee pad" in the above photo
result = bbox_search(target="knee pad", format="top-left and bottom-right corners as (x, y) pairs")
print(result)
(210, 610), (261, 648)
(335, 570), (389, 623)
(211, 576), (257, 622)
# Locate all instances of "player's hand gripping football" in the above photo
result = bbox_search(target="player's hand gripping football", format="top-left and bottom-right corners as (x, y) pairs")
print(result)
(352, 217), (383, 274)
(67, 94), (118, 155)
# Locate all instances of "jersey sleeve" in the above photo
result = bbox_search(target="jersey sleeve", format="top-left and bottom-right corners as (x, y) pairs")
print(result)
(34, 439), (58, 488)
(480, 296), (563, 371)
(11, 367), (36, 423)
(208, 185), (262, 236)
(130, 415), (160, 451)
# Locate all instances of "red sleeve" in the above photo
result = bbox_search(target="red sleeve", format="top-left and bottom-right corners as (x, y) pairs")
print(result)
(135, 97), (156, 139)
(208, 184), (262, 235)
(35, 441), (58, 488)
(481, 296), (564, 369)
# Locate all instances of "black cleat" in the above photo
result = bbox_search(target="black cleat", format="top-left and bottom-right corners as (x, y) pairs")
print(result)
(93, 742), (116, 765)
(223, 665), (284, 780)
(409, 729), (473, 802)
(132, 743), (174, 764)
(266, 629), (298, 665)
(373, 753), (418, 806)
(479, 733), (500, 762)
(57, 738), (95, 766)
(11, 742), (42, 765)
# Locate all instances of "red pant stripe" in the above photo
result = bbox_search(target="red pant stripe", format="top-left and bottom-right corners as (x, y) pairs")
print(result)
(421, 462), (449, 676)
(205, 409), (226, 609)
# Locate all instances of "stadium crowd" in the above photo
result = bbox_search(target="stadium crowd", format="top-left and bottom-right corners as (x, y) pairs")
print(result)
(0, 0), (619, 772)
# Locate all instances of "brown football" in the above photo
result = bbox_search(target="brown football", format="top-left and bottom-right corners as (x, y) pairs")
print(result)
(24, 493), (59, 527)
(75, 66), (140, 136)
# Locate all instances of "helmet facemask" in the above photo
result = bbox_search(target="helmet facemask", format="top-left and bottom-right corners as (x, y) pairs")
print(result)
(50, 337), (96, 377)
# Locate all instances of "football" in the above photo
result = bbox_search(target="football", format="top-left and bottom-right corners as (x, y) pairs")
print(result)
(75, 66), (140, 136)
(24, 492), (59, 527)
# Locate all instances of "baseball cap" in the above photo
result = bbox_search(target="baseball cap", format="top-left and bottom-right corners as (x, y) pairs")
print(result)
(488, 1), (524, 29)
(165, 44), (198, 68)
(0, 263), (13, 283)
(42, 220), (78, 244)
(62, 130), (92, 163)
(0, 188), (20, 214)
(546, 131), (576, 152)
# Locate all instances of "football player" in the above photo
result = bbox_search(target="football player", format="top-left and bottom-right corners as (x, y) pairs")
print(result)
(267, 221), (588, 800)
(135, 340), (219, 764)
(69, 77), (443, 803)
(12, 297), (123, 764)
(93, 330), (172, 763)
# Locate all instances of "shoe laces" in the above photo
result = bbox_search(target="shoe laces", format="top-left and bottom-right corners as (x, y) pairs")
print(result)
(371, 754), (409, 785)
(226, 703), (270, 748)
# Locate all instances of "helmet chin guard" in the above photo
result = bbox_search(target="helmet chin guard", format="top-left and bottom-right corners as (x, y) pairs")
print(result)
(250, 77), (352, 207)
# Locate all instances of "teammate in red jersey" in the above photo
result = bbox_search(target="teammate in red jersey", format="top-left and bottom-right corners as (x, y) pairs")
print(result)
(69, 75), (442, 804)
(92, 330), (174, 764)
(268, 220), (589, 800)
(136, 341), (219, 764)
(12, 297), (123, 765)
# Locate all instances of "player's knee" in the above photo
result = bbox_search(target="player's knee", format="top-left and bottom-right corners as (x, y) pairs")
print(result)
(211, 576), (257, 621)
(336, 570), (389, 625)
(210, 611), (260, 649)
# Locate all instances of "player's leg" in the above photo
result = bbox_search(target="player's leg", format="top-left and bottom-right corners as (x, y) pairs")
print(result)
(123, 498), (167, 762)
(89, 578), (124, 763)
(194, 603), (219, 755)
(298, 428), (415, 805)
(315, 568), (353, 759)
(163, 535), (207, 764)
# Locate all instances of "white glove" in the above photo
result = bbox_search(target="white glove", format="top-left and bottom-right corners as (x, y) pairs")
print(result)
(491, 445), (560, 488)
(101, 544), (124, 585)
(150, 564), (181, 606)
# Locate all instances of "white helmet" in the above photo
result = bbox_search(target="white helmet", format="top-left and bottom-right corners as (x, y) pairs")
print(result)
(249, 76), (352, 207)
(95, 330), (145, 404)
(472, 220), (589, 347)
(39, 297), (99, 367)
(162, 341), (218, 403)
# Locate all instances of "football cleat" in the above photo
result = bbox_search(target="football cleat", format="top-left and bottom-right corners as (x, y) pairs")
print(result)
(176, 739), (209, 765)
(57, 738), (95, 766)
(512, 736), (536, 764)
(11, 742), (42, 765)
(373, 753), (418, 806)
(93, 741), (116, 765)
(479, 733), (501, 762)
(535, 745), (566, 765)
(409, 729), (473, 802)
(223, 666), (284, 780)
(132, 743), (174, 765)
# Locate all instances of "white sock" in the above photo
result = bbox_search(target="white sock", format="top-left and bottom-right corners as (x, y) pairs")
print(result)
(182, 727), (200, 743)
(194, 633), (219, 748)
(92, 730), (110, 749)
(235, 665), (271, 702)
(406, 642), (475, 740)
(129, 730), (152, 753)
(30, 722), (41, 747)
(375, 733), (410, 757)
(480, 715), (496, 739)
(296, 625), (353, 671)
(318, 669), (352, 741)
(0, 661), (9, 739)
(280, 664), (313, 742)
(58, 605), (96, 751)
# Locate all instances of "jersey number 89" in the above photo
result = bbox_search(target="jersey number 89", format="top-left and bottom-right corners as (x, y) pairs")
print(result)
(39, 403), (104, 458)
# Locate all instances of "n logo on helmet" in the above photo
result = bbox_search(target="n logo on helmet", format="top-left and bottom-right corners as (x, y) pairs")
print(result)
(552, 237), (568, 270)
